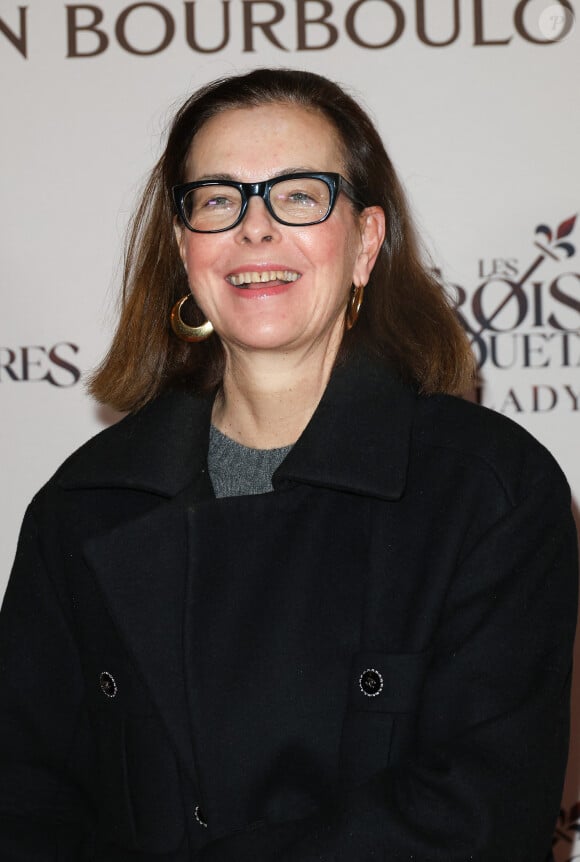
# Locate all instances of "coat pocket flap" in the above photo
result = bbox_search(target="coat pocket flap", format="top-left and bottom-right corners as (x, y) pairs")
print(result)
(348, 649), (431, 713)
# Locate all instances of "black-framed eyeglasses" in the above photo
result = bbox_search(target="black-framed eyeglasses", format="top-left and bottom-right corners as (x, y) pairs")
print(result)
(172, 171), (362, 234)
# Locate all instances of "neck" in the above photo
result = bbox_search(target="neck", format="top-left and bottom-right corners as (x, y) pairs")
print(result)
(212, 340), (341, 449)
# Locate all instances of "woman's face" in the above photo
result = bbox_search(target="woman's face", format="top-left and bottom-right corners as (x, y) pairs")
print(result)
(174, 103), (384, 360)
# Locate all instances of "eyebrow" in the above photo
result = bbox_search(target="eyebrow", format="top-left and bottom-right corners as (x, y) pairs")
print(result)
(193, 167), (320, 182)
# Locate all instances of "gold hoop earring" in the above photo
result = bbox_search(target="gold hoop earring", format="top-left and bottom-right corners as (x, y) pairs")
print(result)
(170, 295), (214, 342)
(346, 284), (365, 330)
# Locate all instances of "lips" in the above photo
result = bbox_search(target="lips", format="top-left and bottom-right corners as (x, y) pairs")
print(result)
(226, 270), (301, 287)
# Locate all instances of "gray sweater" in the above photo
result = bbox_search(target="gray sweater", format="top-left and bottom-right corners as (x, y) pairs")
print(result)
(208, 425), (293, 497)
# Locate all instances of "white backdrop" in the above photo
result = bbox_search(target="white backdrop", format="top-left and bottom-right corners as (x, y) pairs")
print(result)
(1, 0), (579, 855)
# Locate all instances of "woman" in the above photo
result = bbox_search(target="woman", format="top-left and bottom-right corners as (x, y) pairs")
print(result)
(0, 68), (577, 861)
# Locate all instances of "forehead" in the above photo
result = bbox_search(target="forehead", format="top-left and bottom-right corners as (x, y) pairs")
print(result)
(185, 103), (345, 181)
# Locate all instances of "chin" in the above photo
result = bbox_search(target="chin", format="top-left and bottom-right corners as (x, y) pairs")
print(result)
(224, 322), (305, 352)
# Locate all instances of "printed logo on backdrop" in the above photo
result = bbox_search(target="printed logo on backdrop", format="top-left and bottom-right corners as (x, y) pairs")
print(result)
(0, 344), (81, 387)
(550, 801), (580, 862)
(448, 215), (580, 414)
(0, 0), (576, 59)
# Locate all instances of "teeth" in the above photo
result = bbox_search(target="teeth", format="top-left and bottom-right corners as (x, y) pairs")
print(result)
(227, 270), (300, 286)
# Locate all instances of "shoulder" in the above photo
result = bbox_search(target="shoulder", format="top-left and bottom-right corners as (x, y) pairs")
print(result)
(35, 387), (212, 496)
(411, 392), (569, 506)
(48, 404), (151, 489)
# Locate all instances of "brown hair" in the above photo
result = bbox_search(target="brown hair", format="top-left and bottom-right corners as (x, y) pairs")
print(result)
(89, 68), (474, 411)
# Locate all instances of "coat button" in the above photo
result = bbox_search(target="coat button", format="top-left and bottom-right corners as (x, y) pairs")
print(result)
(359, 668), (383, 697)
(99, 671), (118, 698)
(194, 805), (208, 828)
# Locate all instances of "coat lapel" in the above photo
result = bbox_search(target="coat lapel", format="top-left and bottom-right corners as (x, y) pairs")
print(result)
(61, 390), (215, 781)
(83, 497), (200, 782)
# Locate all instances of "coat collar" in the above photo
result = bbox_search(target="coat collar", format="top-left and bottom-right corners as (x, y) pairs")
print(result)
(58, 352), (416, 502)
(57, 386), (214, 497)
(274, 353), (415, 500)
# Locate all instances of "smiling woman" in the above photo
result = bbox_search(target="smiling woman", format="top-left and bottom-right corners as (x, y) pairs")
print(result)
(1, 68), (577, 862)
(89, 69), (474, 415)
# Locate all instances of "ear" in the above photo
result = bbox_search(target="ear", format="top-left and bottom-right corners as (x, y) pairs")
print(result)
(352, 206), (386, 287)
(173, 217), (188, 270)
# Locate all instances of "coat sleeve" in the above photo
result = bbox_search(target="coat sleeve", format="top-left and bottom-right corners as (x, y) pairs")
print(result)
(0, 503), (95, 859)
(196, 469), (579, 862)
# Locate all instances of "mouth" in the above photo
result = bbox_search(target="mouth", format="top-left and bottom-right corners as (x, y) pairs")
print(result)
(226, 270), (301, 287)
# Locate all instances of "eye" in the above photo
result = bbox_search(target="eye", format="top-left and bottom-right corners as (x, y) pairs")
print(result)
(182, 185), (242, 228)
(287, 190), (317, 206)
(276, 186), (319, 208)
(272, 178), (330, 218)
(197, 192), (237, 210)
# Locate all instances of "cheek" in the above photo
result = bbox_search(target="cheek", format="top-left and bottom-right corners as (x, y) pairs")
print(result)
(184, 236), (201, 266)
(181, 237), (217, 280)
(300, 226), (352, 270)
(319, 230), (360, 281)
(319, 211), (360, 264)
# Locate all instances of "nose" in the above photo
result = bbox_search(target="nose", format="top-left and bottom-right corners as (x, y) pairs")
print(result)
(235, 195), (281, 244)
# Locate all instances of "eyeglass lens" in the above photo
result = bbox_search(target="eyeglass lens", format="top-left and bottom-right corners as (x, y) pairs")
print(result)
(181, 177), (332, 231)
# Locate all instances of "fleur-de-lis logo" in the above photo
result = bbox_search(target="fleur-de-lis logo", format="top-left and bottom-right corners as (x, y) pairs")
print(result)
(549, 802), (580, 861)
(534, 215), (576, 260)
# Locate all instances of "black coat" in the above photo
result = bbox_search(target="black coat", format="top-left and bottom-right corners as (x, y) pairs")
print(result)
(0, 354), (577, 861)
